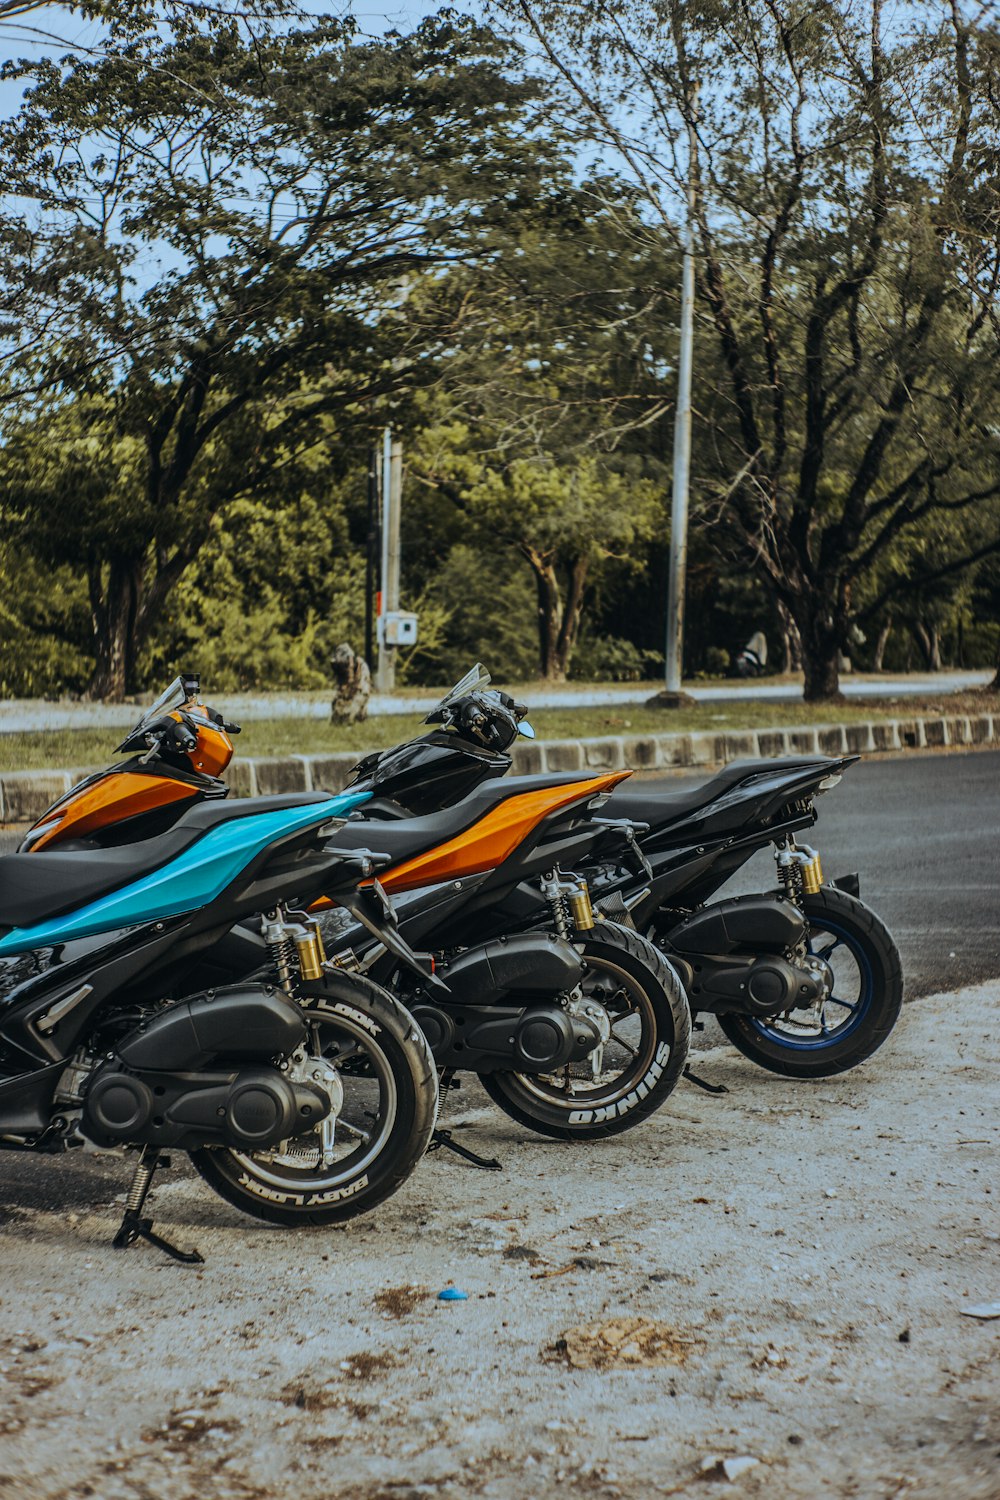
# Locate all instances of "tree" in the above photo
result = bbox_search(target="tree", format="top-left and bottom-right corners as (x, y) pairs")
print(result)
(494, 0), (1000, 698)
(406, 193), (674, 679)
(0, 4), (550, 695)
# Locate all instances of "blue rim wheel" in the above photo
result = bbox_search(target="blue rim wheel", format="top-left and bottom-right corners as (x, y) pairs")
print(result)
(716, 887), (903, 1078)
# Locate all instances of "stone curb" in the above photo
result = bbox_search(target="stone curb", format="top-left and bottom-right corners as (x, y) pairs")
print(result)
(1, 713), (997, 823)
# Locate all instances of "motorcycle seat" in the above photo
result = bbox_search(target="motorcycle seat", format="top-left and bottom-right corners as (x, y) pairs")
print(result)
(0, 793), (328, 931)
(329, 771), (611, 864)
(605, 757), (837, 832)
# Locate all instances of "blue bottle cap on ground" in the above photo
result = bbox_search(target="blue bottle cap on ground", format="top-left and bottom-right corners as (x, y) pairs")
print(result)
(437, 1287), (468, 1301)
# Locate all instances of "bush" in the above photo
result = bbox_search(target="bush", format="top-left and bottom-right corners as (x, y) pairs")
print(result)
(569, 633), (663, 682)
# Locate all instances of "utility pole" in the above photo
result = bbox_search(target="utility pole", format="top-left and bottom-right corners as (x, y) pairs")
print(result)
(364, 443), (379, 669)
(376, 428), (403, 693)
(650, 100), (697, 708)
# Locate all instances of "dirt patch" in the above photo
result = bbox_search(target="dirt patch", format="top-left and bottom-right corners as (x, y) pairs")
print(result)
(339, 1350), (400, 1380)
(372, 1284), (428, 1318)
(550, 1317), (706, 1370)
(2, 983), (999, 1500)
(280, 1382), (376, 1420)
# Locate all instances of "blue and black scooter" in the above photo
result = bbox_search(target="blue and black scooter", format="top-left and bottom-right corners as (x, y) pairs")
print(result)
(0, 788), (438, 1260)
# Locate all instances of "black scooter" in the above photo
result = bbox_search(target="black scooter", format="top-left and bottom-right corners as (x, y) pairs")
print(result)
(335, 666), (903, 1082)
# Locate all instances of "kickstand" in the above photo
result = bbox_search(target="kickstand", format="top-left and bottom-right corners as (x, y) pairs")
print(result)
(112, 1146), (204, 1265)
(428, 1129), (503, 1172)
(682, 1065), (729, 1096)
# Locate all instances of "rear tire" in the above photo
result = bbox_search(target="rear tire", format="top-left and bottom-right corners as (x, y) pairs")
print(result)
(479, 922), (690, 1140)
(717, 887), (903, 1078)
(190, 970), (437, 1226)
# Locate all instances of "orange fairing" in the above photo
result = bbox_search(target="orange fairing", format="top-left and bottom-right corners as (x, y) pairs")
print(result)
(169, 710), (234, 777)
(29, 773), (198, 851)
(370, 772), (630, 895)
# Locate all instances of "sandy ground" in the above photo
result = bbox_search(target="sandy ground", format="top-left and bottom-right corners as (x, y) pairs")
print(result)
(0, 984), (997, 1500)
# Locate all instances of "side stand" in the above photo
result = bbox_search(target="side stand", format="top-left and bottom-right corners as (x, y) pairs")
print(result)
(112, 1146), (204, 1265)
(428, 1129), (503, 1172)
(682, 1064), (729, 1096)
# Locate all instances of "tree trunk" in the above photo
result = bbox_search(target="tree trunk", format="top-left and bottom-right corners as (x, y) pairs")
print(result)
(88, 558), (141, 700)
(909, 620), (942, 672)
(531, 560), (565, 680)
(990, 636), (1000, 691)
(776, 600), (803, 674)
(872, 614), (893, 673)
(552, 555), (589, 680)
(793, 595), (843, 702)
(802, 647), (842, 702)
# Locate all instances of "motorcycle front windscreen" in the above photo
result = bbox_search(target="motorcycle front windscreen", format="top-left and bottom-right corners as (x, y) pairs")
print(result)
(115, 677), (188, 751)
(424, 663), (492, 721)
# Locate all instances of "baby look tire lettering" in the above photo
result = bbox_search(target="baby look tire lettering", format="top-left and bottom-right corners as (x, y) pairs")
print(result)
(188, 973), (437, 1226)
(236, 1172), (370, 1206)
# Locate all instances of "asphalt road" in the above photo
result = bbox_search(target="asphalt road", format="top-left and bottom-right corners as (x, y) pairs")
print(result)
(667, 747), (1000, 999)
(1, 748), (998, 998)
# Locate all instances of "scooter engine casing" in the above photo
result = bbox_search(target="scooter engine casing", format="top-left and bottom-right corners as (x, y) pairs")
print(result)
(80, 982), (328, 1149)
(82, 1062), (328, 1150)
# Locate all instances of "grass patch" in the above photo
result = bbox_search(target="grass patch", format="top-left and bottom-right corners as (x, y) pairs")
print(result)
(0, 689), (991, 774)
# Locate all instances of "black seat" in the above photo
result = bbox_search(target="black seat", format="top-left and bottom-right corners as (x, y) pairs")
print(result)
(330, 771), (602, 864)
(0, 793), (328, 931)
(606, 757), (833, 831)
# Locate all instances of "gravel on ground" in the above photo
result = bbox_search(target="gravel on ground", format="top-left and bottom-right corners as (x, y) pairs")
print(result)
(0, 980), (996, 1500)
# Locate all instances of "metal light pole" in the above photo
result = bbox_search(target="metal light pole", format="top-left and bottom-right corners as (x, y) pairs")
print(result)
(376, 427), (403, 693)
(651, 104), (697, 708)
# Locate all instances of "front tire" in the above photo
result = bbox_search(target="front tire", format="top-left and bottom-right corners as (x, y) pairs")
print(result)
(717, 887), (903, 1078)
(190, 971), (437, 1226)
(479, 922), (690, 1140)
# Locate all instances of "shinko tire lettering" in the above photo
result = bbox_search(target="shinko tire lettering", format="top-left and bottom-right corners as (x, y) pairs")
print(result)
(566, 1041), (671, 1126)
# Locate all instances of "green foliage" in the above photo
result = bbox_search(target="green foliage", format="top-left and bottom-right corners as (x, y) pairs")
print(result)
(0, 2), (555, 696)
(402, 543), (539, 685)
(0, 543), (92, 697)
(569, 633), (662, 682)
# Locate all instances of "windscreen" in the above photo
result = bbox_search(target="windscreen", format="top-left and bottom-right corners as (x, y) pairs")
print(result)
(126, 677), (187, 738)
(428, 663), (491, 715)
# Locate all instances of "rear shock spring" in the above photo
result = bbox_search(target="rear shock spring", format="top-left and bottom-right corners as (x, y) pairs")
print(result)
(541, 870), (572, 940)
(775, 844), (805, 905)
(264, 907), (299, 996)
(271, 936), (298, 992)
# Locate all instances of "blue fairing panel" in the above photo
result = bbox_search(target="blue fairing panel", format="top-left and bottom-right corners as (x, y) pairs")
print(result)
(0, 792), (370, 957)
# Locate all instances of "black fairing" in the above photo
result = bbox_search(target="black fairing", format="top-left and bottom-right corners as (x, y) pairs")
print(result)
(348, 732), (510, 815)
(668, 894), (806, 956)
(117, 985), (306, 1070)
(440, 934), (585, 1005)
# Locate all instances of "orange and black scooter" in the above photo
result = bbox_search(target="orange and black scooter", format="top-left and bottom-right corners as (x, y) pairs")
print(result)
(19, 675), (238, 852)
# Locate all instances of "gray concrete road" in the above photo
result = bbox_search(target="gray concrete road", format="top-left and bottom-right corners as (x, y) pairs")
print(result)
(0, 982), (996, 1500)
(0, 671), (991, 730)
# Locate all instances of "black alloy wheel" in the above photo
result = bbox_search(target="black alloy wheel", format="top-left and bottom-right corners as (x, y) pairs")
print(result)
(190, 970), (437, 1225)
(479, 921), (691, 1140)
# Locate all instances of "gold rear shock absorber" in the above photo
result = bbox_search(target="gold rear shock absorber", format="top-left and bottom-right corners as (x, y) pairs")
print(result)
(775, 842), (823, 900)
(801, 848), (824, 895)
(566, 878), (595, 932)
(295, 921), (325, 982)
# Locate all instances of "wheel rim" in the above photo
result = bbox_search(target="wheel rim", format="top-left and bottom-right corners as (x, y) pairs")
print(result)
(748, 914), (874, 1050)
(510, 955), (661, 1109)
(228, 1007), (398, 1190)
